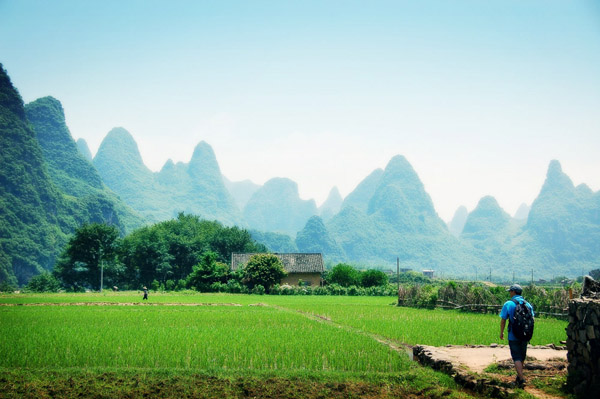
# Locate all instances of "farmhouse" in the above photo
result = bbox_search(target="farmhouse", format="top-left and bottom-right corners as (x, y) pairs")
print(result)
(231, 253), (324, 286)
(422, 269), (435, 278)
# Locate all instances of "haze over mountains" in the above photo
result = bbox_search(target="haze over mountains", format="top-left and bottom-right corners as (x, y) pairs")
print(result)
(93, 129), (240, 225)
(1, 64), (599, 284)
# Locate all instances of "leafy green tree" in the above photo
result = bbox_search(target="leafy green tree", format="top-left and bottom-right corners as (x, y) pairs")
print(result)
(186, 251), (229, 291)
(326, 263), (360, 287)
(120, 226), (175, 286)
(120, 213), (266, 287)
(25, 272), (61, 292)
(360, 269), (388, 287)
(0, 279), (18, 293)
(211, 227), (267, 263)
(242, 254), (286, 293)
(165, 279), (175, 291)
(53, 223), (121, 291)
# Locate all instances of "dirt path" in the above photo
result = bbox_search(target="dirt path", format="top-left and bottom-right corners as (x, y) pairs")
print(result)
(523, 387), (565, 399)
(414, 344), (568, 398)
(426, 345), (567, 373)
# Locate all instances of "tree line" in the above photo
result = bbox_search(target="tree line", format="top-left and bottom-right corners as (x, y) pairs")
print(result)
(23, 213), (269, 292)
(8, 213), (394, 294)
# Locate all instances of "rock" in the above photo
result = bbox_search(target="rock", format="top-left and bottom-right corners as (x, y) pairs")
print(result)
(587, 325), (596, 340)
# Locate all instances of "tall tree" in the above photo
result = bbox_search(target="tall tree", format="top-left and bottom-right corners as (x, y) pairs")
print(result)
(54, 223), (121, 291)
(326, 263), (360, 287)
(186, 251), (229, 291)
(242, 254), (286, 293)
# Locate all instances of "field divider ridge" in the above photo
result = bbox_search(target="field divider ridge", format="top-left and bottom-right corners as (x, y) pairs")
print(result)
(262, 303), (412, 359)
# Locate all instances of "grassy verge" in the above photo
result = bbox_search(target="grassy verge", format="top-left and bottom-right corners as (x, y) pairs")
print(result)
(0, 368), (483, 399)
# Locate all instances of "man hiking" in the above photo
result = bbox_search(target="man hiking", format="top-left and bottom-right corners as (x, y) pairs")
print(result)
(500, 284), (534, 388)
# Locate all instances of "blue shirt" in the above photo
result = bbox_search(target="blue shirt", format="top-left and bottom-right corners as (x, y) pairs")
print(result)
(500, 295), (534, 341)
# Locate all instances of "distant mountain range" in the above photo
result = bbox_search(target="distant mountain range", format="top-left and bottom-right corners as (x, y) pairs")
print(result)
(242, 177), (317, 236)
(94, 129), (240, 225)
(1, 64), (599, 283)
(323, 155), (478, 274)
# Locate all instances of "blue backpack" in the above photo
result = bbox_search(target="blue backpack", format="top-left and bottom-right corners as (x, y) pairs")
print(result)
(510, 298), (534, 341)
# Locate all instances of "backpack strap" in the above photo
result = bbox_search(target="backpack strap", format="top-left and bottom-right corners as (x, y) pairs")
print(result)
(512, 297), (531, 308)
(508, 298), (523, 330)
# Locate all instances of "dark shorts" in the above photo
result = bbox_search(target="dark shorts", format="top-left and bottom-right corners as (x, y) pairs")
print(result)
(509, 340), (528, 362)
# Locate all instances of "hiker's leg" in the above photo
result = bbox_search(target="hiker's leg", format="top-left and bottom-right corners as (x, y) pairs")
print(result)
(509, 340), (527, 383)
(514, 360), (525, 381)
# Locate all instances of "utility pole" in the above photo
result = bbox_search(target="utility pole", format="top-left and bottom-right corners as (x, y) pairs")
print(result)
(475, 266), (478, 282)
(396, 257), (400, 293)
(99, 245), (104, 293)
(396, 257), (400, 306)
(512, 270), (515, 284)
(531, 269), (534, 285)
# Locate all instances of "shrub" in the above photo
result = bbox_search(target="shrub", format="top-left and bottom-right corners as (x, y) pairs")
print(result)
(186, 251), (229, 292)
(25, 272), (62, 293)
(0, 280), (18, 293)
(361, 269), (388, 287)
(393, 271), (431, 284)
(326, 283), (347, 296)
(210, 282), (227, 292)
(327, 264), (360, 287)
(225, 279), (242, 293)
(313, 286), (329, 295)
(251, 284), (265, 295)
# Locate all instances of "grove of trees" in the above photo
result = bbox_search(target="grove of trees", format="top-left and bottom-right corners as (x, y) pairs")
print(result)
(53, 213), (268, 291)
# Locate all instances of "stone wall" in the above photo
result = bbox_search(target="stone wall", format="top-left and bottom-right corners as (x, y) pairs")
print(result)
(566, 298), (600, 397)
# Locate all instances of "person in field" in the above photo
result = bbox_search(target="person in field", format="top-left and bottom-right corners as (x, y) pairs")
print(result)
(142, 286), (148, 300)
(499, 284), (534, 388)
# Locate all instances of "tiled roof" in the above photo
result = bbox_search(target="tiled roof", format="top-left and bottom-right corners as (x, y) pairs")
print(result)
(231, 253), (324, 273)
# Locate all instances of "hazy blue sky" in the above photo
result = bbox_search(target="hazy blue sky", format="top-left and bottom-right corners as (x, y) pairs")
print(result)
(1, 0), (599, 221)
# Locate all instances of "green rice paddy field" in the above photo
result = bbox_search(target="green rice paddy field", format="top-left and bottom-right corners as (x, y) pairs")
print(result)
(0, 292), (568, 398)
